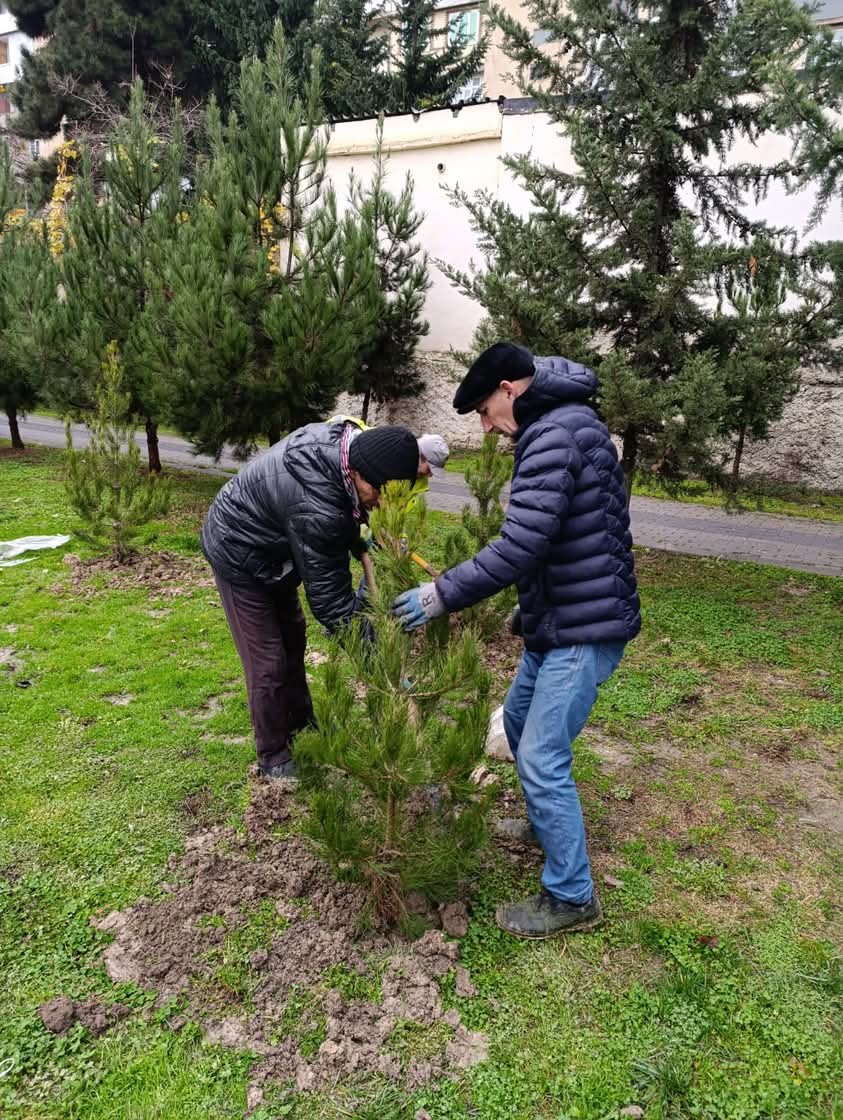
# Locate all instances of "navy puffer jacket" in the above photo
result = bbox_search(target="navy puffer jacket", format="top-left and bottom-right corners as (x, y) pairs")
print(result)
(436, 357), (640, 651)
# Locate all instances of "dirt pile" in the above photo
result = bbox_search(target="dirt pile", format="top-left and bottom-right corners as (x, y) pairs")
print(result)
(92, 779), (487, 1095)
(58, 551), (215, 597)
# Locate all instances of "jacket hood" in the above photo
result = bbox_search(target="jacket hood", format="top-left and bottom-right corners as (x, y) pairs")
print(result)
(514, 356), (597, 428)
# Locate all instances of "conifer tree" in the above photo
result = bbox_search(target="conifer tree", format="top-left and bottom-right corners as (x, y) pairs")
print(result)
(45, 81), (186, 472)
(385, 0), (488, 112)
(297, 482), (492, 926)
(0, 143), (55, 450)
(348, 118), (430, 422)
(159, 24), (380, 457)
(198, 0), (389, 120)
(8, 0), (210, 138)
(701, 238), (837, 489)
(65, 341), (170, 562)
(444, 433), (515, 636)
(442, 0), (837, 499)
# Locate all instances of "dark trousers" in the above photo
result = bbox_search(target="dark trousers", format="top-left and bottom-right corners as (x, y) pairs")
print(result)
(213, 572), (315, 770)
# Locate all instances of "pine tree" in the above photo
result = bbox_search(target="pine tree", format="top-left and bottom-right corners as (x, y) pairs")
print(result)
(700, 237), (837, 490)
(385, 0), (488, 112)
(159, 24), (381, 457)
(7, 0), (211, 139)
(442, 0), (838, 500)
(0, 143), (55, 450)
(296, 482), (492, 927)
(444, 433), (515, 636)
(306, 0), (389, 120)
(45, 81), (186, 472)
(195, 0), (318, 109)
(196, 0), (387, 120)
(347, 117), (430, 422)
(65, 341), (171, 561)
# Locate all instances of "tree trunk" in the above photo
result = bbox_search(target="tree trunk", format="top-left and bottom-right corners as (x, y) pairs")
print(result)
(361, 388), (371, 424)
(267, 425), (281, 446)
(620, 425), (638, 509)
(6, 406), (24, 450)
(731, 425), (746, 492)
(145, 419), (162, 474)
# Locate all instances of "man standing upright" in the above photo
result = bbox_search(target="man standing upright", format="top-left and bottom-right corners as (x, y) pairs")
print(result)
(393, 342), (640, 938)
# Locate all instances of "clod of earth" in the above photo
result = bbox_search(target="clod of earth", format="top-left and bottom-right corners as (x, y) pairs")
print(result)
(439, 902), (470, 938)
(93, 781), (488, 1095)
(454, 965), (476, 998)
(38, 995), (130, 1037)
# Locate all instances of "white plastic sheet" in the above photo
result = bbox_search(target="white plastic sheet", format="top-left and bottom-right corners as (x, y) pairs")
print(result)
(0, 535), (71, 568)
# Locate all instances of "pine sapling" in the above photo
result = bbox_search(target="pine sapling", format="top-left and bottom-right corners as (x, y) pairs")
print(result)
(444, 433), (515, 637)
(65, 342), (171, 562)
(296, 482), (492, 927)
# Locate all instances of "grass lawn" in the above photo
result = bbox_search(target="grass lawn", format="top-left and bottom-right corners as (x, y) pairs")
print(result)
(444, 450), (843, 523)
(1, 445), (841, 1120)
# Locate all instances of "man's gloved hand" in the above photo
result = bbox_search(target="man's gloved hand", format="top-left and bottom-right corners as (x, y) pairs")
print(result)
(392, 582), (446, 631)
(510, 605), (522, 636)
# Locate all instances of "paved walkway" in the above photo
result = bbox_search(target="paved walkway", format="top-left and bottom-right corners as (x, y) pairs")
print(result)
(3, 414), (842, 577)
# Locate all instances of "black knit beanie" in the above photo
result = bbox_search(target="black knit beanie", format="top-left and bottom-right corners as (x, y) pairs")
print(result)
(348, 426), (419, 490)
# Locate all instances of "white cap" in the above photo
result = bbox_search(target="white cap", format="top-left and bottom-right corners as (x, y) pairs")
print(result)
(417, 433), (450, 469)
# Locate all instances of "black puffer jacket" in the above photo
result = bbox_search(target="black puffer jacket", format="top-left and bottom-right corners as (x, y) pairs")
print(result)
(201, 422), (360, 630)
(436, 357), (640, 651)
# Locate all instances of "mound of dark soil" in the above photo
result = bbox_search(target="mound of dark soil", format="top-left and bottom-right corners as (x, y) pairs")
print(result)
(92, 779), (487, 1098)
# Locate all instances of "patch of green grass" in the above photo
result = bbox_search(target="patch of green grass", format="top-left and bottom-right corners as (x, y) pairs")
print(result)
(275, 985), (326, 1057)
(322, 961), (386, 1004)
(633, 472), (843, 522)
(202, 901), (289, 1006)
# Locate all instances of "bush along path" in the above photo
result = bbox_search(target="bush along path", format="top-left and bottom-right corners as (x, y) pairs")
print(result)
(0, 446), (840, 1119)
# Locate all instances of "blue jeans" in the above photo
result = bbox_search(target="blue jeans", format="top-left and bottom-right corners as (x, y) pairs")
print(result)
(503, 642), (626, 904)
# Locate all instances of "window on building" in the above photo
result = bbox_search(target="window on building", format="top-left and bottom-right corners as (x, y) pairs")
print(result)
(29, 139), (40, 160)
(448, 9), (480, 48)
(0, 36), (10, 66)
(456, 72), (484, 102)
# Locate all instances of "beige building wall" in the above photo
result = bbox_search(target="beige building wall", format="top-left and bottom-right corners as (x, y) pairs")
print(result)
(430, 0), (534, 99)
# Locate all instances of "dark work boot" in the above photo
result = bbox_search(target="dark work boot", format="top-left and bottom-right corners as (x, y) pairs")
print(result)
(492, 818), (542, 848)
(259, 757), (297, 781)
(495, 888), (603, 939)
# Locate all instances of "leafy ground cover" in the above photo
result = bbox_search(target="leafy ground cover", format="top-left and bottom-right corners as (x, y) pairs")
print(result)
(1, 444), (840, 1119)
(445, 450), (843, 522)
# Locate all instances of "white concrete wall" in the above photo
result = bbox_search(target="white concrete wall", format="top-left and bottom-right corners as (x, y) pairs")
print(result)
(326, 103), (843, 486)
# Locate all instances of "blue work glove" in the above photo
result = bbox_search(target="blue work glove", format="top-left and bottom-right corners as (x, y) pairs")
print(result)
(391, 582), (446, 632)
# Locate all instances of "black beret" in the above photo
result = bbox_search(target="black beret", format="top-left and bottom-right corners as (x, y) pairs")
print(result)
(452, 342), (536, 414)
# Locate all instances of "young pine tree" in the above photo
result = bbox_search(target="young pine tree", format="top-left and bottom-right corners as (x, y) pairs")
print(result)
(442, 0), (837, 501)
(0, 141), (55, 450)
(348, 118), (430, 422)
(159, 24), (380, 456)
(65, 342), (171, 562)
(0, 218), (55, 452)
(444, 433), (515, 637)
(47, 80), (187, 472)
(296, 482), (492, 927)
